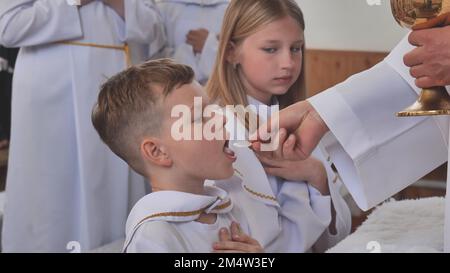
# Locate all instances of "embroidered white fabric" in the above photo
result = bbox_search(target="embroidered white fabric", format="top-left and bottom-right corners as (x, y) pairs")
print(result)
(328, 197), (445, 253)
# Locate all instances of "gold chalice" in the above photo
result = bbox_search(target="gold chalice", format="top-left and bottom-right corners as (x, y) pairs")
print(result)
(391, 0), (450, 116)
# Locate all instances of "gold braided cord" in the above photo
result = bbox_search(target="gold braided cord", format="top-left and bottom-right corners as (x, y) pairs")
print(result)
(58, 41), (131, 67)
(135, 200), (232, 227)
(243, 185), (277, 202)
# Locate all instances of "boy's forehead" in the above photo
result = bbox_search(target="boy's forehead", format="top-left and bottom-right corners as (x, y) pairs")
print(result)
(164, 81), (209, 106)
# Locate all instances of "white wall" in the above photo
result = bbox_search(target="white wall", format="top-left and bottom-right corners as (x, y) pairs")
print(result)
(296, 0), (408, 52)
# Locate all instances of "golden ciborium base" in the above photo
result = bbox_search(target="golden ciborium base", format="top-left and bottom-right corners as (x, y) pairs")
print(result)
(396, 87), (450, 116)
(391, 0), (450, 117)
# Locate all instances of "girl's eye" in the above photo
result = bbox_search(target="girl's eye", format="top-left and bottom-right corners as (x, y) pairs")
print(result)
(262, 48), (277, 53)
(291, 47), (301, 53)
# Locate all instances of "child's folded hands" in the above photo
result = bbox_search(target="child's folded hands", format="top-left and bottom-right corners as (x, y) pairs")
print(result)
(212, 222), (264, 253)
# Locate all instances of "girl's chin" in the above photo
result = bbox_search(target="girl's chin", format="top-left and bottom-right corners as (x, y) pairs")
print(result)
(268, 89), (289, 96)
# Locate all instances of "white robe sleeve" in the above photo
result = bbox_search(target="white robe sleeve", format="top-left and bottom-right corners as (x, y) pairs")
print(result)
(123, 0), (166, 56)
(173, 43), (205, 80)
(276, 182), (332, 251)
(309, 146), (352, 252)
(0, 0), (83, 47)
(269, 145), (351, 252)
(308, 35), (449, 211)
(170, 44), (209, 84)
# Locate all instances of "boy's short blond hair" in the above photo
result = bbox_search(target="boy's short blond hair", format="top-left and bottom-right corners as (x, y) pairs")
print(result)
(92, 58), (194, 175)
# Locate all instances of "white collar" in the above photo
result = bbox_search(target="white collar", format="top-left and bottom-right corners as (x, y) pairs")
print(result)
(246, 95), (280, 120)
(231, 148), (280, 207)
(124, 185), (233, 250)
(247, 95), (279, 106)
(220, 104), (280, 208)
(156, 0), (229, 6)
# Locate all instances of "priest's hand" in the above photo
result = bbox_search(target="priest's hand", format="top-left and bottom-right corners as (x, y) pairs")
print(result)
(404, 14), (450, 88)
(251, 101), (329, 161)
(212, 222), (264, 253)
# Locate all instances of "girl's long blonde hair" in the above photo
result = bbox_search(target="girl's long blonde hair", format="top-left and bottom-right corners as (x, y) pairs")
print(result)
(206, 0), (306, 113)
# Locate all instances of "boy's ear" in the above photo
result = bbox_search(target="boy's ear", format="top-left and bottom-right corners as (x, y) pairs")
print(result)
(141, 138), (173, 168)
(226, 41), (239, 65)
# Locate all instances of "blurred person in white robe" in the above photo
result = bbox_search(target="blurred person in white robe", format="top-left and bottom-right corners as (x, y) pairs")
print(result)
(0, 0), (165, 252)
(154, 0), (229, 84)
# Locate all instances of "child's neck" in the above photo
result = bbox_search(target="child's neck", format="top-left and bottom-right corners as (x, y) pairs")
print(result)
(149, 170), (206, 195)
(247, 92), (273, 106)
